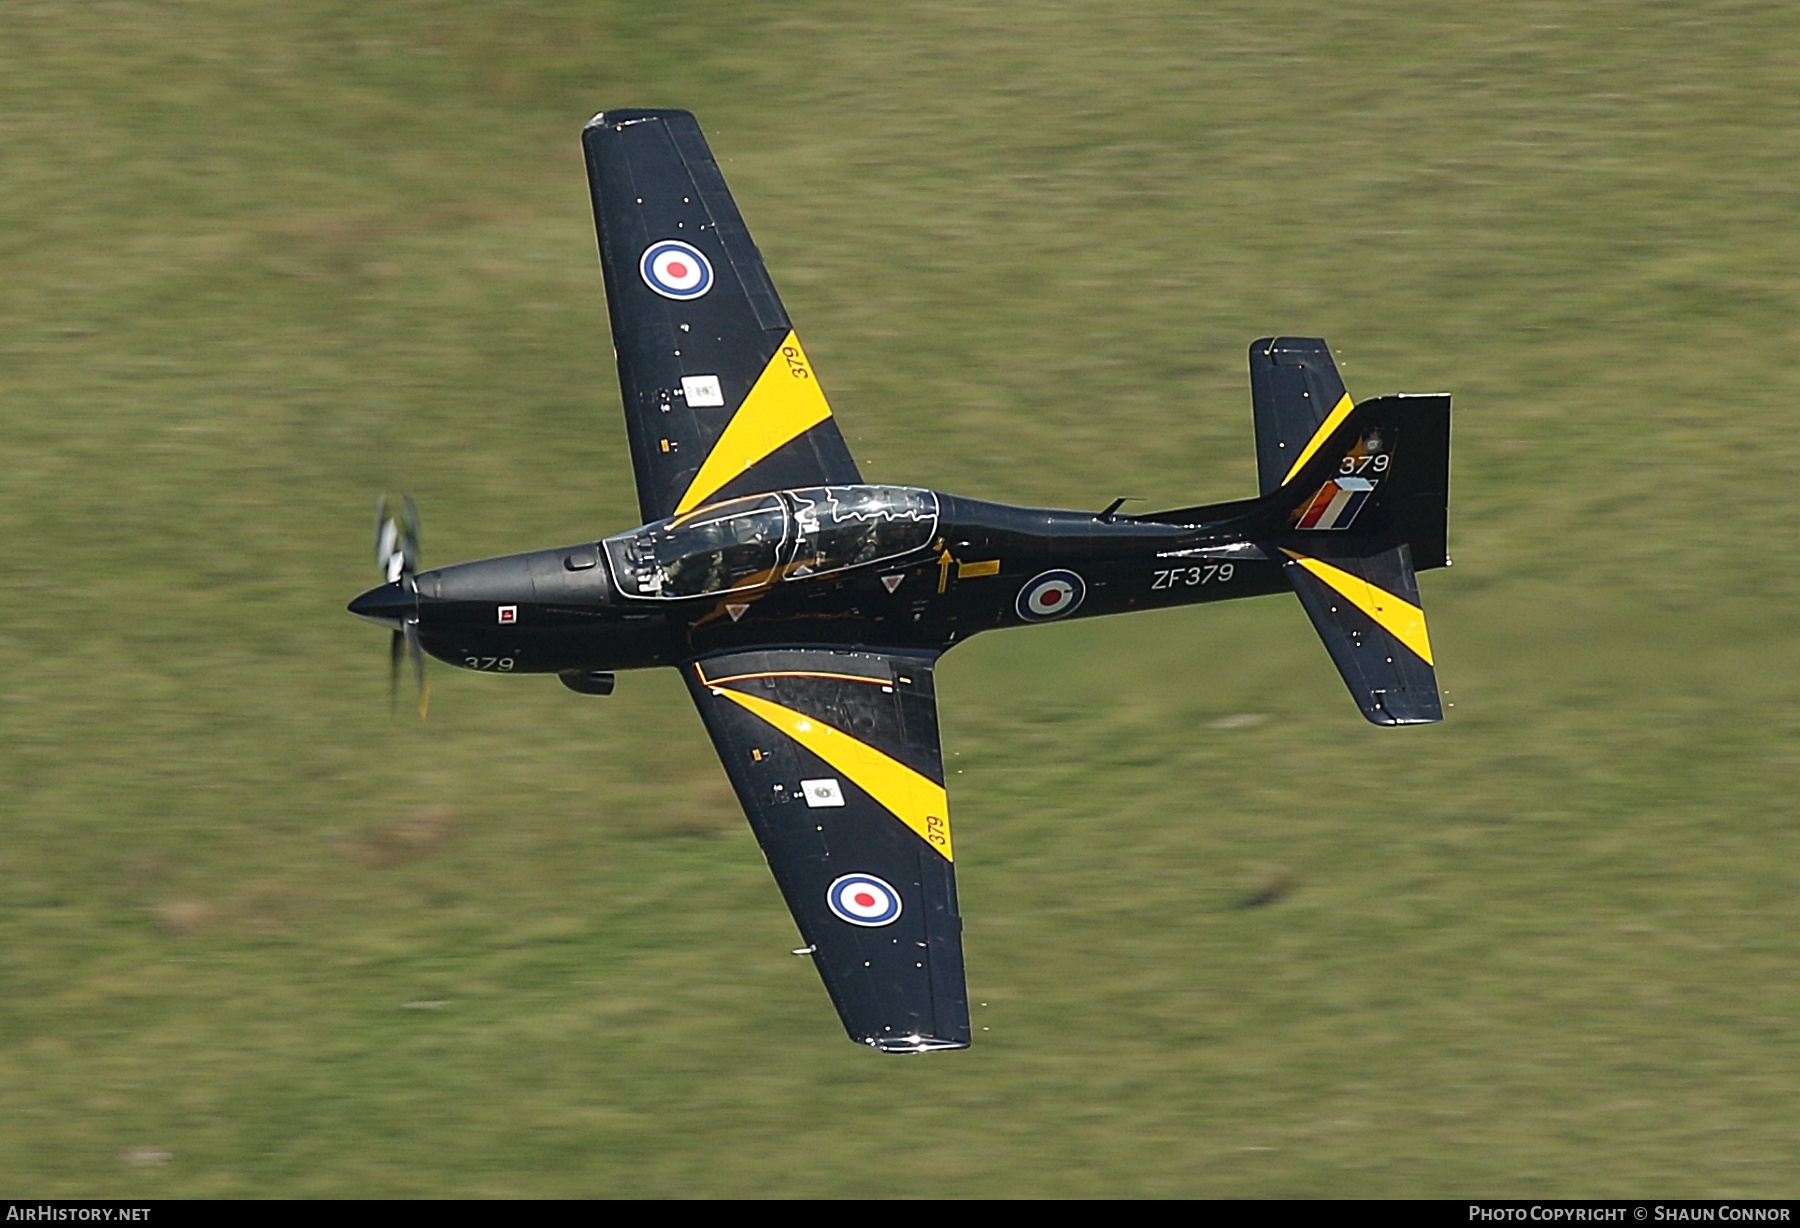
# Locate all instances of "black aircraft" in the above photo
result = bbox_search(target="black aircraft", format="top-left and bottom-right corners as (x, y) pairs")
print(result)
(349, 110), (1451, 1053)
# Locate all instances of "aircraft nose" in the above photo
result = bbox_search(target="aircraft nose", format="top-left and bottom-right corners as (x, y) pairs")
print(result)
(348, 581), (416, 626)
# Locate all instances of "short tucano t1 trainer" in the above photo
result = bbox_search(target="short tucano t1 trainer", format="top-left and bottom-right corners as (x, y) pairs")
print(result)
(349, 109), (1452, 1053)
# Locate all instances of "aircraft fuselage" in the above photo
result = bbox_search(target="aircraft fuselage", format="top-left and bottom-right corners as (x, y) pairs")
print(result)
(347, 486), (1290, 682)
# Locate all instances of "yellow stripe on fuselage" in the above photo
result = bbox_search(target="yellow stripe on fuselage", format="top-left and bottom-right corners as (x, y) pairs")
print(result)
(1281, 549), (1435, 666)
(673, 331), (834, 517)
(1280, 392), (1356, 487)
(711, 685), (953, 861)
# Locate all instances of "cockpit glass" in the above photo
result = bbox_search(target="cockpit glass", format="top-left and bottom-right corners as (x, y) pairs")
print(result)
(603, 486), (938, 600)
(786, 486), (938, 579)
(604, 494), (788, 599)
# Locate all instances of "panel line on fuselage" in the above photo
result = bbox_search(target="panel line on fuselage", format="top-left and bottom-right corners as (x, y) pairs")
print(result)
(696, 667), (895, 690)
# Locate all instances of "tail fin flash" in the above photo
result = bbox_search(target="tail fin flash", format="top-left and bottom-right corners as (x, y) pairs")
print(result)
(1270, 392), (1451, 571)
(1250, 337), (1353, 496)
(1280, 543), (1441, 725)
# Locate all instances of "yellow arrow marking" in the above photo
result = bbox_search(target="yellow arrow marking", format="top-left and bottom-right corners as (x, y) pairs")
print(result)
(1281, 549), (1434, 665)
(673, 331), (834, 516)
(712, 686), (952, 860)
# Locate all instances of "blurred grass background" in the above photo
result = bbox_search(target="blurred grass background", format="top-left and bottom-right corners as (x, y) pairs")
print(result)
(3, 0), (1799, 1197)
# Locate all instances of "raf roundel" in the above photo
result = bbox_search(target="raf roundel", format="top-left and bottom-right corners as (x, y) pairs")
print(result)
(826, 874), (903, 927)
(1016, 569), (1086, 621)
(639, 239), (714, 300)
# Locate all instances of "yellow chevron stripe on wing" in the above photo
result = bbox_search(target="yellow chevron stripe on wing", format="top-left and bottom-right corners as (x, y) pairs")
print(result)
(712, 686), (953, 861)
(1281, 392), (1356, 487)
(1281, 549), (1435, 666)
(674, 331), (834, 516)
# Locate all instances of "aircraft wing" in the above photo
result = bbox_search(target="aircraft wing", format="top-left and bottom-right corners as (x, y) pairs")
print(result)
(682, 647), (970, 1052)
(583, 110), (862, 524)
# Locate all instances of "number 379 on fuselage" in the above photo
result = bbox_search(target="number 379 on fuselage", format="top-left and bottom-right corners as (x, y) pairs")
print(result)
(352, 483), (1303, 676)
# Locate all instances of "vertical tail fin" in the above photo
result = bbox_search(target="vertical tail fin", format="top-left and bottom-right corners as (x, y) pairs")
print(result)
(1248, 339), (1450, 725)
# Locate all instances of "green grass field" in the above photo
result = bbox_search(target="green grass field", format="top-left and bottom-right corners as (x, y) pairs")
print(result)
(4, 0), (1800, 1197)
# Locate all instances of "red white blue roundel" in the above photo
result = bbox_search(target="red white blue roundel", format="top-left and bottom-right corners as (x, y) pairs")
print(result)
(826, 874), (902, 927)
(639, 240), (714, 300)
(1016, 568), (1086, 621)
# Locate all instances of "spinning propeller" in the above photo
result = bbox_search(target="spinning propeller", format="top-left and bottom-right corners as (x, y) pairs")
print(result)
(372, 494), (428, 717)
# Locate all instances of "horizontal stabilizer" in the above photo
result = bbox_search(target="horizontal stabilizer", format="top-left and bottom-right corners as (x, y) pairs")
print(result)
(1281, 543), (1441, 726)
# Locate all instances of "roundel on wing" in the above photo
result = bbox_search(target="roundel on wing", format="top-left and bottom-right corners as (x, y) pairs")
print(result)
(1016, 569), (1086, 621)
(826, 874), (903, 927)
(639, 240), (714, 300)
